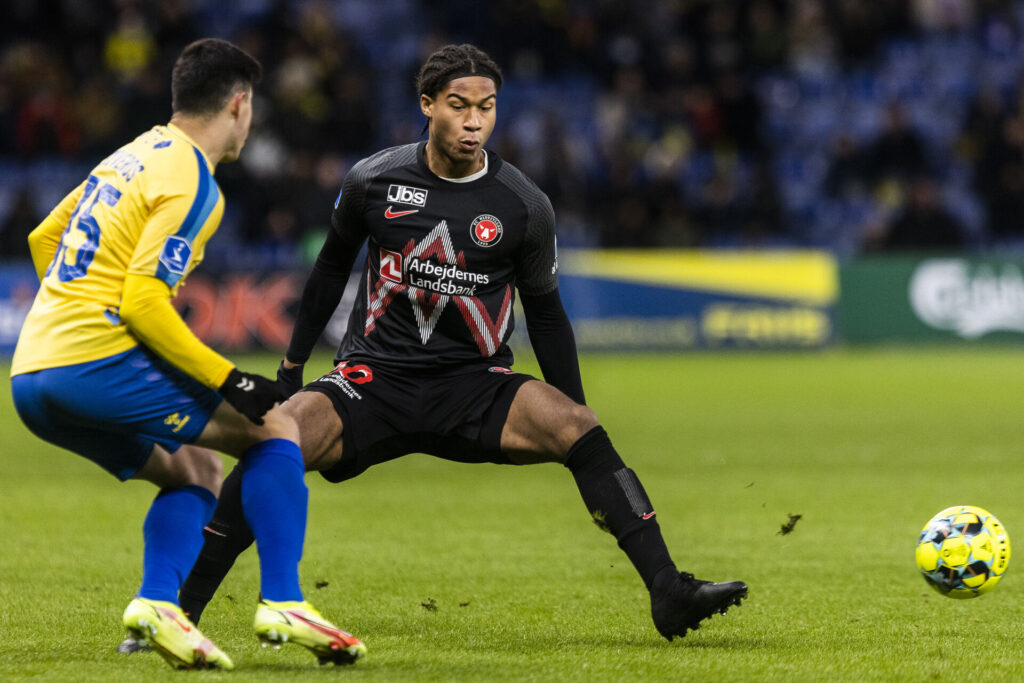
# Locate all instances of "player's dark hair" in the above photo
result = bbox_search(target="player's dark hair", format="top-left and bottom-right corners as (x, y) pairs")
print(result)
(416, 43), (503, 98)
(171, 38), (262, 116)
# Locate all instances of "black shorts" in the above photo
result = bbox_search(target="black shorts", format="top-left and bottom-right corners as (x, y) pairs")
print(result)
(299, 360), (535, 483)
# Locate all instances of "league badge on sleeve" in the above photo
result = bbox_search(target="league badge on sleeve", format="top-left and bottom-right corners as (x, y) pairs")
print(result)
(159, 235), (192, 275)
(471, 214), (503, 247)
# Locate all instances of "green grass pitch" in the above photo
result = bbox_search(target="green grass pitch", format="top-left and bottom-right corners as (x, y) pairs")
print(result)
(3, 348), (1024, 681)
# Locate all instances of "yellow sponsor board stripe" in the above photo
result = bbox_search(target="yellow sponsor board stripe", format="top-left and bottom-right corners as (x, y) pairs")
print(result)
(561, 249), (838, 305)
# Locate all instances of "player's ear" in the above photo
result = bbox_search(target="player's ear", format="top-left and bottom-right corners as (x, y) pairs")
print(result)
(420, 93), (433, 119)
(228, 89), (249, 120)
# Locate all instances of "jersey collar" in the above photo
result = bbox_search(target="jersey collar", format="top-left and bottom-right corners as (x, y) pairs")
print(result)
(165, 123), (216, 172)
(416, 141), (500, 186)
(436, 153), (488, 183)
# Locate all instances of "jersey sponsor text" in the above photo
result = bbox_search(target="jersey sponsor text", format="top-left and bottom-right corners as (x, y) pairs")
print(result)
(387, 184), (428, 207)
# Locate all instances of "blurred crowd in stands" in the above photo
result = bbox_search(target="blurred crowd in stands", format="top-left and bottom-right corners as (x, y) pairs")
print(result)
(3, 0), (1024, 265)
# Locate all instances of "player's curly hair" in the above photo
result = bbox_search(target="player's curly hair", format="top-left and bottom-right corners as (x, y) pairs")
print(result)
(416, 44), (503, 97)
(171, 38), (262, 116)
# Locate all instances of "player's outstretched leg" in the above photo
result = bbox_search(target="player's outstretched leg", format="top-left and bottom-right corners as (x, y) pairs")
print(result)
(123, 597), (233, 670)
(562, 425), (748, 639)
(649, 569), (748, 641)
(254, 599), (366, 665)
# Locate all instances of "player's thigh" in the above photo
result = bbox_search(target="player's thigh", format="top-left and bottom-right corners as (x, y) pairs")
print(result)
(193, 400), (300, 457)
(278, 390), (344, 472)
(500, 380), (599, 463)
(12, 396), (154, 480)
(11, 351), (221, 481)
(418, 366), (532, 466)
(298, 361), (418, 482)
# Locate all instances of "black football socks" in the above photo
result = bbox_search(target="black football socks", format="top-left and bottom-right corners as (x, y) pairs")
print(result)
(182, 426), (679, 618)
(564, 426), (676, 589)
(178, 464), (254, 623)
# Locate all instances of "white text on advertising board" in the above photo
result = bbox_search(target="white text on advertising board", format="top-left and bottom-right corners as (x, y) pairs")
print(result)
(910, 260), (1024, 338)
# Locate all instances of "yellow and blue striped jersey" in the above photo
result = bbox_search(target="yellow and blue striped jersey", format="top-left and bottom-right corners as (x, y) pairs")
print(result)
(12, 124), (225, 377)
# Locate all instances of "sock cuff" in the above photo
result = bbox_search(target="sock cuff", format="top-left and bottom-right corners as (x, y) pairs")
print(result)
(564, 425), (618, 474)
(180, 484), (218, 509)
(243, 438), (303, 472)
(155, 484), (217, 509)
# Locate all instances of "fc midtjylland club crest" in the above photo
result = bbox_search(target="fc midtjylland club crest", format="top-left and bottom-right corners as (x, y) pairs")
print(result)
(470, 214), (503, 247)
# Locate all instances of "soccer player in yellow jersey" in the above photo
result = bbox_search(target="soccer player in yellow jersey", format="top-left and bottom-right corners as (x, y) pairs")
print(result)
(10, 39), (365, 670)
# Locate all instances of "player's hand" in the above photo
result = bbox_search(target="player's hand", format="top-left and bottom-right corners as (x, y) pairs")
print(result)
(276, 360), (304, 398)
(218, 368), (283, 425)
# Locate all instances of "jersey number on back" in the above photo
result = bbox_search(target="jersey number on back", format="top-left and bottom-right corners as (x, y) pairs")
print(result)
(47, 174), (123, 283)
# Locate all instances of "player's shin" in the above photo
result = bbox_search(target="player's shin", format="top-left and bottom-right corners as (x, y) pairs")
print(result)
(139, 486), (218, 603)
(563, 426), (677, 589)
(179, 464), (255, 623)
(240, 438), (307, 602)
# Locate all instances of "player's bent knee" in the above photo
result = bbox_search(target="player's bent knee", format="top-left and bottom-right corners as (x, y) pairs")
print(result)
(201, 403), (302, 456)
(563, 404), (600, 446)
(166, 445), (223, 494)
(259, 407), (301, 445)
(187, 447), (223, 494)
(575, 404), (600, 430)
(134, 444), (221, 494)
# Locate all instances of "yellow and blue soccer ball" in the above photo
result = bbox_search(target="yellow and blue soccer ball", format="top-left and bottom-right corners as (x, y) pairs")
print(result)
(915, 505), (1011, 599)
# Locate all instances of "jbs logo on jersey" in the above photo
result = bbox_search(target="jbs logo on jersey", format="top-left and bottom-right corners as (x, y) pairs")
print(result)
(380, 248), (403, 283)
(387, 184), (429, 207)
(471, 214), (503, 247)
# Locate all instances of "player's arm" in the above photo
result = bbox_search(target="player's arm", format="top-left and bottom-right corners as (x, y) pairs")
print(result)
(124, 179), (233, 389)
(27, 181), (86, 280)
(124, 176), (283, 423)
(521, 288), (585, 405)
(516, 190), (586, 405)
(278, 171), (369, 393)
(284, 229), (363, 365)
(119, 274), (282, 424)
(120, 273), (233, 388)
(117, 276), (237, 399)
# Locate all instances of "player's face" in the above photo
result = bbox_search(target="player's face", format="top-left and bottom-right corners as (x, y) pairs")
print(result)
(222, 88), (253, 163)
(421, 76), (496, 177)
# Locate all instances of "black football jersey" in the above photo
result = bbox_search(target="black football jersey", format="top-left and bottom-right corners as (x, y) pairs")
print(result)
(329, 142), (559, 372)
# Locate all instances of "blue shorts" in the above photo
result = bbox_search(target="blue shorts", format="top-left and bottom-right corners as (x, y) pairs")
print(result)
(11, 346), (223, 481)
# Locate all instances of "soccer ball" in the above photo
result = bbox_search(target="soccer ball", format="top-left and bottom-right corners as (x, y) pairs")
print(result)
(915, 505), (1011, 599)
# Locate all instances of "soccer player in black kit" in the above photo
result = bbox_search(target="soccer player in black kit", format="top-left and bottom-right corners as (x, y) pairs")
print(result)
(164, 44), (748, 647)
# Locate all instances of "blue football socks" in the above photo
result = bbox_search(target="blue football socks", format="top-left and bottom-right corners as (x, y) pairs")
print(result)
(139, 485), (217, 603)
(240, 438), (307, 602)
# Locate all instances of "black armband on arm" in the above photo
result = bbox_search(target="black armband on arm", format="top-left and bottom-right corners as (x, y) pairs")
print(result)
(520, 288), (586, 405)
(285, 229), (361, 364)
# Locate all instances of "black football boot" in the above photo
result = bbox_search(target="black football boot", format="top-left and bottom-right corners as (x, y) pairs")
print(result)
(650, 570), (748, 640)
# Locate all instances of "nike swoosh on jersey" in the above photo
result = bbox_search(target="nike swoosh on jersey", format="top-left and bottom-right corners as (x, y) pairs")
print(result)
(384, 206), (419, 219)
